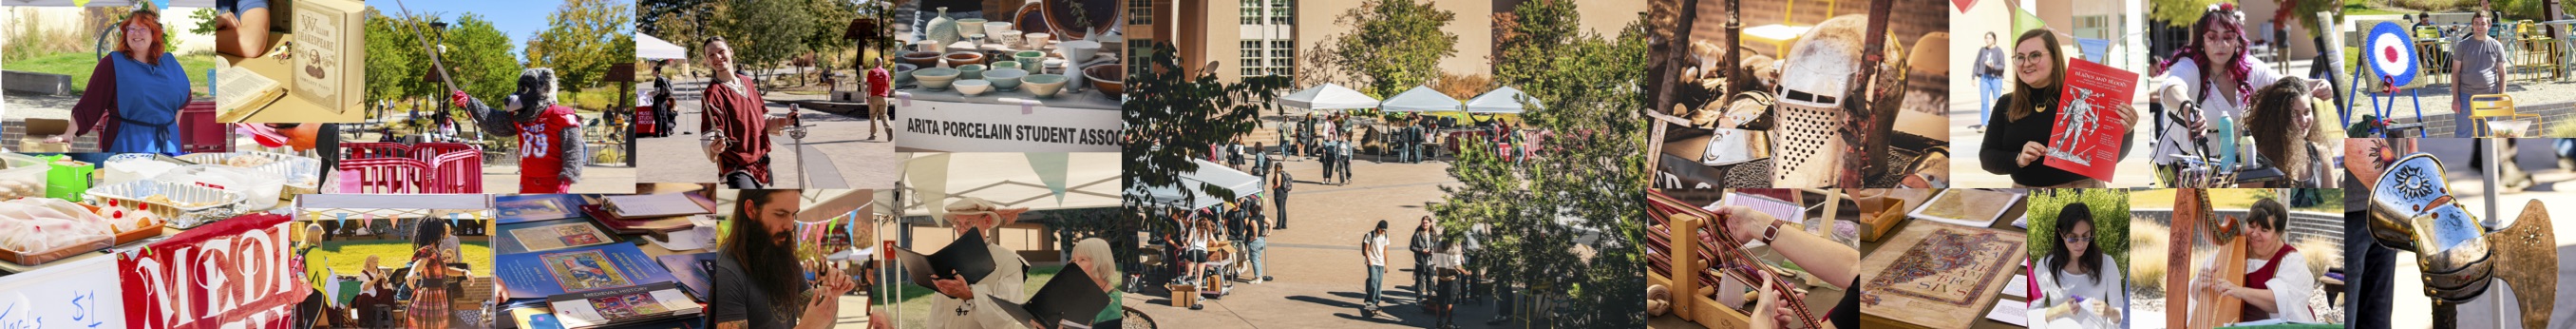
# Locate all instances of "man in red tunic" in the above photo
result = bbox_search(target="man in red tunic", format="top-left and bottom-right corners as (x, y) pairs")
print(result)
(699, 36), (774, 188)
(448, 68), (588, 193)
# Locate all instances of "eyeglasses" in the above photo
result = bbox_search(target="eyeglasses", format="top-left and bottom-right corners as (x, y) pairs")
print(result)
(2013, 51), (2047, 61)
(2062, 235), (2093, 242)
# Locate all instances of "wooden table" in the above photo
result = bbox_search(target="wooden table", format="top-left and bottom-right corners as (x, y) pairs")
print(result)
(1857, 190), (2029, 329)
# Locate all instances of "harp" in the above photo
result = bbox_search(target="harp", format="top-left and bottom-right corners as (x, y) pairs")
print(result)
(2169, 188), (2245, 328)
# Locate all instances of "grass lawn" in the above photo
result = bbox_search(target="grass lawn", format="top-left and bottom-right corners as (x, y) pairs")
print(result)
(303, 239), (494, 290)
(873, 265), (1066, 329)
(9, 51), (219, 96)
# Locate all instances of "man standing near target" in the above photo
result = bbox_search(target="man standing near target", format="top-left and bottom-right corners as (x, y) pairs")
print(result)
(2451, 9), (2509, 138)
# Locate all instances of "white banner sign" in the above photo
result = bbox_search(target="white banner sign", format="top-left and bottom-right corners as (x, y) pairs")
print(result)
(0, 256), (125, 328)
(896, 98), (1122, 152)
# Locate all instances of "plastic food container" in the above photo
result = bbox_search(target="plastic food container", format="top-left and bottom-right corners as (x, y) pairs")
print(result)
(177, 151), (322, 195)
(0, 200), (114, 266)
(84, 180), (243, 228)
(0, 153), (49, 201)
(154, 164), (287, 210)
(102, 153), (190, 186)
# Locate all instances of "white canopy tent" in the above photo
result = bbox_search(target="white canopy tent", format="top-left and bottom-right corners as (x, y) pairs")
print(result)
(1280, 83), (1380, 111)
(1379, 86), (1462, 113)
(1466, 87), (1542, 114)
(636, 33), (689, 60)
(1127, 159), (1263, 210)
(899, 152), (1123, 219)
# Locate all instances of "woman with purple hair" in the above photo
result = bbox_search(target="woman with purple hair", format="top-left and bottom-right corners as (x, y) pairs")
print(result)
(2148, 3), (2330, 186)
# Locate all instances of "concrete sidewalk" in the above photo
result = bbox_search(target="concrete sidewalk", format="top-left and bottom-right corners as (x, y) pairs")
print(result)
(638, 79), (900, 189)
(1131, 153), (1560, 328)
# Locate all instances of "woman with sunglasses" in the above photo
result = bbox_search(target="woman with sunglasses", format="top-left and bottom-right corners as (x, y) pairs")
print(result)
(2036, 203), (2125, 328)
(1979, 28), (2140, 188)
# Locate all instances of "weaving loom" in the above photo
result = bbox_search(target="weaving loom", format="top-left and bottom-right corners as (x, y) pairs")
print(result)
(1646, 190), (1827, 328)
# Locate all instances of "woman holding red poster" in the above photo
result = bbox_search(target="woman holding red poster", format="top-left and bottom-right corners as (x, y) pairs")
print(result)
(1978, 28), (2140, 188)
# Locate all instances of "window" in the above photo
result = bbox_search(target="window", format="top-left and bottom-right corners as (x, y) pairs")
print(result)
(1129, 0), (1154, 26)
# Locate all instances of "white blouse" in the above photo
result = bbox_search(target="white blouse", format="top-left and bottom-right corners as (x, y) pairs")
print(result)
(2189, 248), (2317, 323)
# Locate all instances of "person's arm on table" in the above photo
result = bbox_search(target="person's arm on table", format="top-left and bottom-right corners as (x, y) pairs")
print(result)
(1715, 206), (1859, 288)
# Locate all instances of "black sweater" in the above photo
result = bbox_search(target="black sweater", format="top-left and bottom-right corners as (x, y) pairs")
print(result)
(1979, 90), (2134, 186)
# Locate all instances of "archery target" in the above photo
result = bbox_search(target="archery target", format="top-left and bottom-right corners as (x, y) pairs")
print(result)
(2367, 22), (2420, 86)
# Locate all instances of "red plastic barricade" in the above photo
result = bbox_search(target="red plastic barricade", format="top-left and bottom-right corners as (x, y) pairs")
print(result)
(341, 142), (414, 160)
(426, 148), (483, 193)
(180, 101), (230, 153)
(335, 157), (429, 194)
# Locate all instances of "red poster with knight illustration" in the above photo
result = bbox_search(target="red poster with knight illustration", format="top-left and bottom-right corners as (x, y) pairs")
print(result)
(2043, 58), (2138, 182)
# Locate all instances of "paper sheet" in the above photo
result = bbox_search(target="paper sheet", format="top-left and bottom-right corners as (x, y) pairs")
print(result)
(2005, 274), (2029, 299)
(1987, 300), (2029, 327)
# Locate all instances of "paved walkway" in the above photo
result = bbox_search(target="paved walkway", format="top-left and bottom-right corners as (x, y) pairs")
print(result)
(638, 78), (900, 189)
(1130, 152), (1555, 329)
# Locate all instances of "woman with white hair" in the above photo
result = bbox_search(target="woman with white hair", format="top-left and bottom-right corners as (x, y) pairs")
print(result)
(1070, 238), (1126, 328)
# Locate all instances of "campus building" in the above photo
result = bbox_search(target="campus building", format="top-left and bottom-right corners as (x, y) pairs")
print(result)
(1133, 0), (1644, 85)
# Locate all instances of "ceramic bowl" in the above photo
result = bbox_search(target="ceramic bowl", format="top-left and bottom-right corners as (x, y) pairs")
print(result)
(1083, 64), (1124, 97)
(913, 68), (961, 90)
(957, 64), (987, 80)
(957, 18), (989, 35)
(893, 63), (919, 85)
(983, 68), (1028, 90)
(1023, 74), (1070, 98)
(985, 22), (1015, 35)
(953, 80), (994, 96)
(1013, 51), (1046, 72)
(912, 39), (944, 53)
(1023, 32), (1051, 48)
(942, 51), (985, 68)
(991, 30), (1022, 48)
(1056, 40), (1102, 63)
(992, 61), (1022, 70)
(902, 51), (944, 68)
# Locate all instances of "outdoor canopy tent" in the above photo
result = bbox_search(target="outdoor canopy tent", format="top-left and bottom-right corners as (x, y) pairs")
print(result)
(1379, 86), (1462, 113)
(1466, 87), (1543, 114)
(1127, 159), (1263, 210)
(900, 152), (1122, 219)
(636, 33), (689, 60)
(1280, 83), (1381, 110)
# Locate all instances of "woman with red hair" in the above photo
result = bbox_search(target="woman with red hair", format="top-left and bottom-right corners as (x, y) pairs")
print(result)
(69, 7), (194, 155)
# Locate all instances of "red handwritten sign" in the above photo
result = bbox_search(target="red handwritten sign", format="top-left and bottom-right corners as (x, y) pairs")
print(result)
(119, 213), (305, 329)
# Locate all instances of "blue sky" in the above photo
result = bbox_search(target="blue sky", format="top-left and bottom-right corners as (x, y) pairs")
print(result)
(364, 0), (587, 58)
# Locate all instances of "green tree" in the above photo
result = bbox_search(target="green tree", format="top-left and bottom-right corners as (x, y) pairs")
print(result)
(363, 10), (431, 106)
(524, 0), (635, 90)
(798, 0), (859, 85)
(1430, 1), (1650, 326)
(1304, 0), (1458, 99)
(1121, 42), (1292, 223)
(718, 0), (814, 84)
(2150, 0), (2230, 28)
(442, 14), (528, 110)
